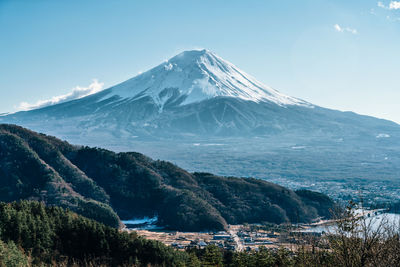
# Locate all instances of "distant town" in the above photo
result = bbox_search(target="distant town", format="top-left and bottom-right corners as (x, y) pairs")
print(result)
(124, 224), (319, 252)
(267, 177), (400, 207)
(123, 208), (394, 252)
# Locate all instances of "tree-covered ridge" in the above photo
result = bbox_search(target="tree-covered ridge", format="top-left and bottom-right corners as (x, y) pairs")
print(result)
(0, 125), (120, 228)
(2, 200), (399, 267)
(0, 124), (335, 231)
(0, 201), (188, 266)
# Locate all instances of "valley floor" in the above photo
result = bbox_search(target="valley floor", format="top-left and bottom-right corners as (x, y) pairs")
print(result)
(123, 208), (399, 253)
(123, 224), (319, 252)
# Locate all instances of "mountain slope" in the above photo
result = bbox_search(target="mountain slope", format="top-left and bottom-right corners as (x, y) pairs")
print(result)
(0, 49), (312, 139)
(0, 124), (334, 231)
(0, 125), (120, 228)
(2, 49), (398, 140)
(106, 49), (309, 107)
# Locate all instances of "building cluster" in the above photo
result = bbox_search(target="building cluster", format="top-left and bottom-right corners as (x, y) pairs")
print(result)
(171, 232), (238, 251)
(130, 227), (291, 252)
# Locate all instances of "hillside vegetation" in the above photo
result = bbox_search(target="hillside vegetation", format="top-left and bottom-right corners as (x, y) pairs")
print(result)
(0, 124), (334, 231)
(1, 201), (399, 267)
(0, 201), (188, 266)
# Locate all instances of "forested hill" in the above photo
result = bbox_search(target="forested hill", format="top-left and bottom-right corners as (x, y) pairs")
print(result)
(0, 201), (189, 266)
(0, 124), (334, 231)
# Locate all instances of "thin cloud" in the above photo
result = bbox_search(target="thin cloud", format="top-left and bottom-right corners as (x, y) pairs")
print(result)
(378, 1), (386, 8)
(334, 24), (358, 34)
(18, 79), (104, 111)
(370, 8), (376, 15)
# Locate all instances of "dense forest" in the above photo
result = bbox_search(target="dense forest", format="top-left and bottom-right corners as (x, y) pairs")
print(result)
(0, 124), (335, 231)
(1, 201), (400, 267)
(0, 201), (189, 266)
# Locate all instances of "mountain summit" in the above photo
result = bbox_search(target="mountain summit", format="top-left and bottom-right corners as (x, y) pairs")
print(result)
(1, 49), (399, 146)
(103, 49), (310, 109)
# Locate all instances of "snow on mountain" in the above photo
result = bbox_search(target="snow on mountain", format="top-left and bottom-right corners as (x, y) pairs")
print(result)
(100, 49), (311, 109)
(3, 48), (399, 143)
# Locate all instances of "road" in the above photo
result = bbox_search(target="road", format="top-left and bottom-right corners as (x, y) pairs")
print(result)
(229, 225), (244, 251)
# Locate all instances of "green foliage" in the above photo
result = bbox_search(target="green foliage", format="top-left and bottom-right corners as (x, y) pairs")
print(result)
(296, 189), (335, 219)
(254, 247), (276, 267)
(0, 125), (119, 228)
(201, 245), (223, 266)
(0, 240), (30, 267)
(0, 201), (188, 266)
(0, 200), (399, 266)
(187, 252), (201, 267)
(74, 198), (120, 228)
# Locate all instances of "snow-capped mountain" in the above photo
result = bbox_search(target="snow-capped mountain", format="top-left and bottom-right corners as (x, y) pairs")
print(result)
(1, 49), (399, 144)
(102, 49), (310, 109)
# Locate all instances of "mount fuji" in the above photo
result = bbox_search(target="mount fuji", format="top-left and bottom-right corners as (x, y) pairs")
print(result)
(3, 49), (397, 139)
(108, 49), (310, 108)
(3, 49), (316, 138)
(2, 49), (400, 190)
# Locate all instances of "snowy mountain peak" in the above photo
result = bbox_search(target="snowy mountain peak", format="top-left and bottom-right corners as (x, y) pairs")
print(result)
(104, 49), (311, 108)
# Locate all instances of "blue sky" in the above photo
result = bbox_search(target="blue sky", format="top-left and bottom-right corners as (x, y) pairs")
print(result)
(1, 0), (400, 122)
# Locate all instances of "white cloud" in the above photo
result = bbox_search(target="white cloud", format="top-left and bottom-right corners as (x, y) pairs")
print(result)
(18, 79), (104, 111)
(334, 24), (343, 32)
(378, 1), (400, 9)
(334, 24), (358, 34)
(376, 1), (400, 21)
(346, 28), (358, 34)
(390, 1), (400, 9)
